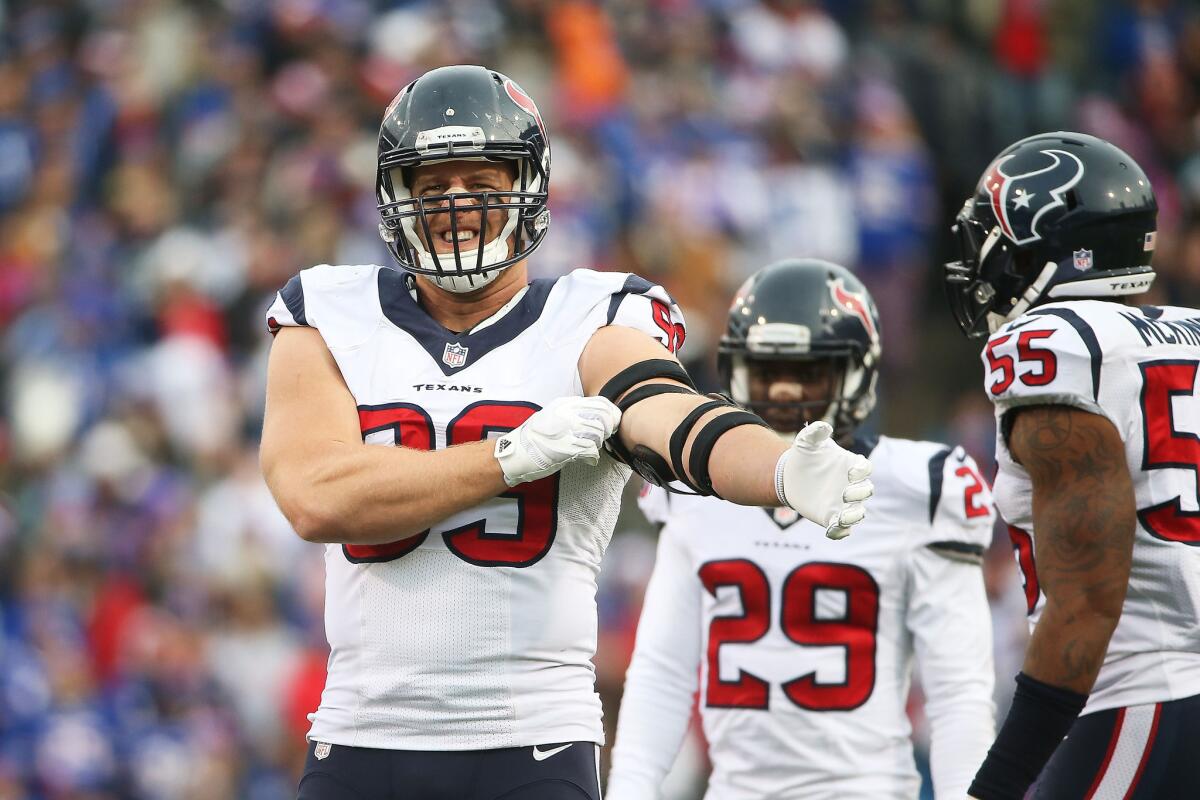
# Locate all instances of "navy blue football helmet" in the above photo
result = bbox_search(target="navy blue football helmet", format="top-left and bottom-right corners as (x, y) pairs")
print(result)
(376, 65), (551, 292)
(945, 132), (1157, 337)
(718, 259), (881, 440)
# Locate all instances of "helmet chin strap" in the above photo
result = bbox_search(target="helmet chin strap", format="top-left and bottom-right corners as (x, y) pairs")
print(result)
(419, 236), (513, 294)
(425, 267), (506, 294)
(416, 214), (518, 276)
(988, 260), (1057, 332)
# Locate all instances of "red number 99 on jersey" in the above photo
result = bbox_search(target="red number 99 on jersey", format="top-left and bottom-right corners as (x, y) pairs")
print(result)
(650, 299), (686, 354)
(345, 401), (559, 568)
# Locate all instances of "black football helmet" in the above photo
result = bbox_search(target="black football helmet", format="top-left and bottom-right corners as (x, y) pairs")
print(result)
(945, 131), (1158, 337)
(718, 259), (881, 440)
(376, 65), (551, 292)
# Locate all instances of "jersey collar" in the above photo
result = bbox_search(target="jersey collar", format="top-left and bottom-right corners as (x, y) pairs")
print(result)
(379, 268), (558, 376)
(849, 434), (879, 458)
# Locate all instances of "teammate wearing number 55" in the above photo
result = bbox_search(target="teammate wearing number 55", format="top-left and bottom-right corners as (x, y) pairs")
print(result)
(947, 132), (1200, 800)
(607, 260), (996, 800)
(259, 66), (872, 800)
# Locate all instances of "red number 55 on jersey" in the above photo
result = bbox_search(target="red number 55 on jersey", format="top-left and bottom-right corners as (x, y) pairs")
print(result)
(985, 328), (1058, 395)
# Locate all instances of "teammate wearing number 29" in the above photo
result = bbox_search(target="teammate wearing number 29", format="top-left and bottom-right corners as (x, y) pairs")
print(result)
(258, 66), (873, 800)
(607, 260), (996, 800)
(946, 132), (1200, 800)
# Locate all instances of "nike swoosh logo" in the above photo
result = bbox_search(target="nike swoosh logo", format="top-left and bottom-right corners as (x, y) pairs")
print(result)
(531, 743), (573, 761)
(1002, 318), (1037, 332)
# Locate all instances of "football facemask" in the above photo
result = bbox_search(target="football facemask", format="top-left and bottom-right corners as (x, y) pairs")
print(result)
(375, 66), (551, 293)
(735, 355), (850, 437)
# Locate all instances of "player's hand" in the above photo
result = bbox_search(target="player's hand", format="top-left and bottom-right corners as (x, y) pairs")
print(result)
(776, 421), (873, 539)
(494, 396), (622, 486)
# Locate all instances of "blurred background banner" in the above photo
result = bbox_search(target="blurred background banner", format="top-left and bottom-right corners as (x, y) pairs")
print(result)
(0, 1), (1197, 798)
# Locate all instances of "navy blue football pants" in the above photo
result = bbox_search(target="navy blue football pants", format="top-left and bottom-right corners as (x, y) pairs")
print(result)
(297, 740), (601, 799)
(1030, 692), (1200, 799)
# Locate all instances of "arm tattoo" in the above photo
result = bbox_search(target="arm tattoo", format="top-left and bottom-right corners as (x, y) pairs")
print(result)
(1009, 405), (1136, 693)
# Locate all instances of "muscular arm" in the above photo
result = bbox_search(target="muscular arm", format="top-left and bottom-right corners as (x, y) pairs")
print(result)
(1008, 404), (1135, 693)
(579, 325), (786, 505)
(968, 405), (1133, 799)
(260, 326), (508, 544)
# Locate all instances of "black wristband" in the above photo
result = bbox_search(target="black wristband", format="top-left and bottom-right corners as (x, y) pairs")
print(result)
(968, 672), (1088, 800)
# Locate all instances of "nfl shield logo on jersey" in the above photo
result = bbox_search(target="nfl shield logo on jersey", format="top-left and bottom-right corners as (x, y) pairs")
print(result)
(1073, 248), (1093, 271)
(443, 342), (469, 368)
(314, 742), (332, 760)
(771, 507), (801, 528)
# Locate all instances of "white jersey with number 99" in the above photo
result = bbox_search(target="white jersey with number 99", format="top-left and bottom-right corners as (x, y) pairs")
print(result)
(266, 264), (686, 751)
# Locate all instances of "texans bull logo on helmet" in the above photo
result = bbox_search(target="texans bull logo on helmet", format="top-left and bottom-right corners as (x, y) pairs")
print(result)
(982, 148), (1084, 246)
(831, 278), (877, 341)
(504, 79), (546, 140)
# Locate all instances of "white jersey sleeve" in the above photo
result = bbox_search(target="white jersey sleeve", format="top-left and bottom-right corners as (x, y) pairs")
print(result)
(905, 447), (996, 798)
(925, 446), (996, 558)
(592, 272), (687, 354)
(608, 519), (701, 800)
(266, 273), (308, 332)
(981, 308), (1106, 420)
(265, 264), (383, 347)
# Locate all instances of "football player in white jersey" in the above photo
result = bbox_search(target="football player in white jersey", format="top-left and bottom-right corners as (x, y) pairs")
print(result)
(607, 259), (996, 800)
(945, 132), (1200, 800)
(258, 66), (874, 800)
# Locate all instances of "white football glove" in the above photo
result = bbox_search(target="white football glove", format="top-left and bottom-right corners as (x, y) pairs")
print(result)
(775, 421), (874, 540)
(494, 396), (622, 486)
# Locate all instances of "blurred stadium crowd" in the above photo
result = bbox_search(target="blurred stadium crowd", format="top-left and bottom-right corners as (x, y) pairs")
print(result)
(1, 0), (1199, 798)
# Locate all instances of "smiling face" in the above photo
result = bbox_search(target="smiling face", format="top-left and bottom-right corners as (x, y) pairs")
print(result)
(407, 159), (518, 257)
